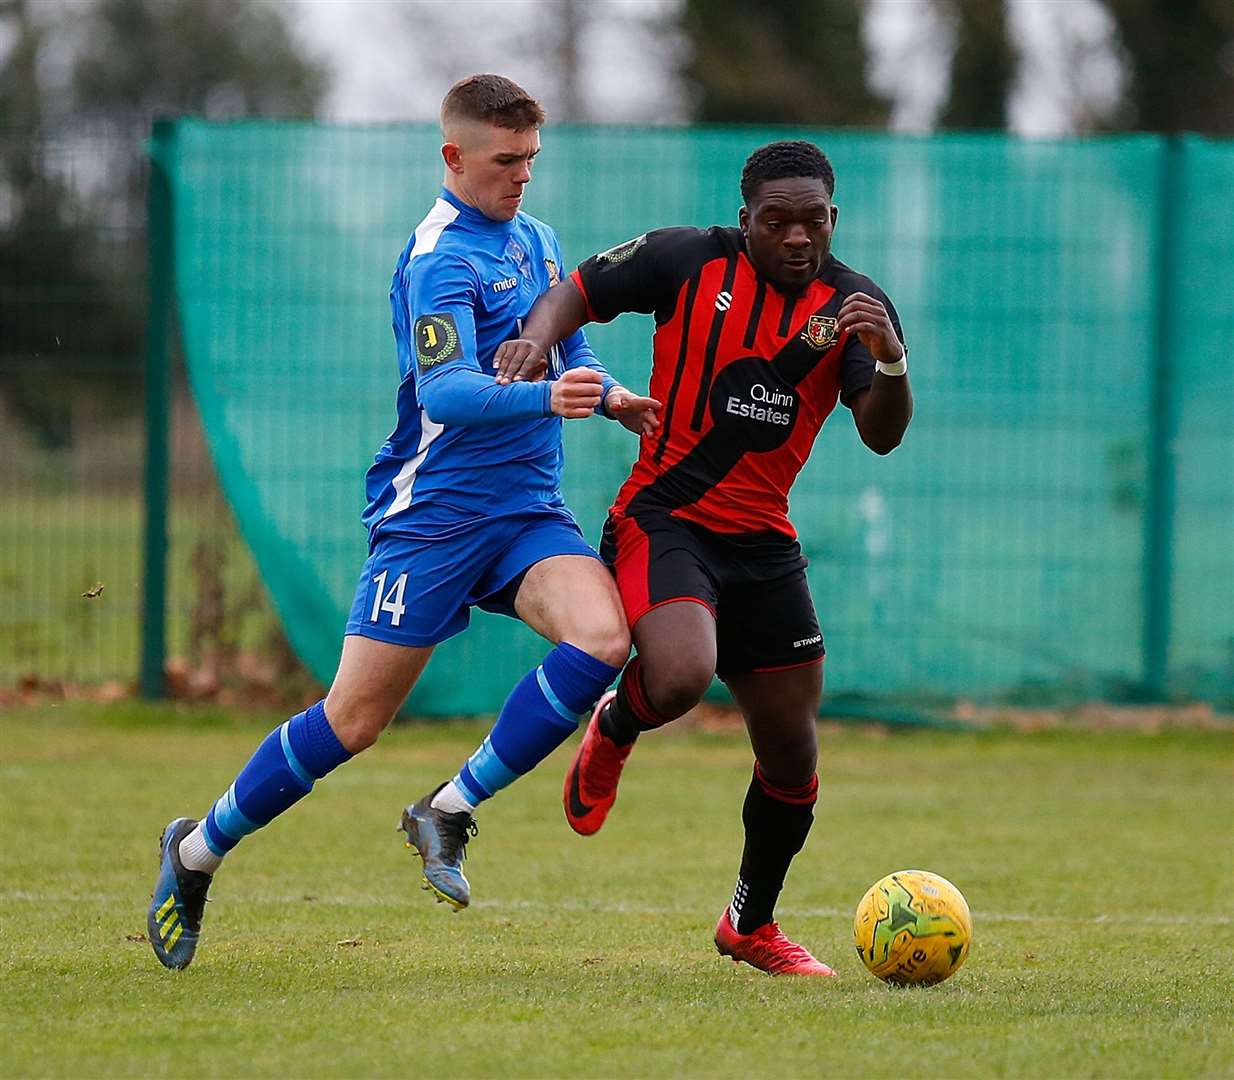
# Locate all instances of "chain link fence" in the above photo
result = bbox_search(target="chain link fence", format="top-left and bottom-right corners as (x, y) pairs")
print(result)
(3, 122), (1232, 713)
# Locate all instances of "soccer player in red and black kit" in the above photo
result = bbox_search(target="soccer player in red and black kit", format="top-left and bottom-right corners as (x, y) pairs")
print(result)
(495, 140), (913, 976)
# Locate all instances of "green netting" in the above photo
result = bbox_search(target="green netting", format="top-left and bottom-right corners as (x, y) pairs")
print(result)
(1168, 139), (1234, 701)
(153, 121), (1234, 714)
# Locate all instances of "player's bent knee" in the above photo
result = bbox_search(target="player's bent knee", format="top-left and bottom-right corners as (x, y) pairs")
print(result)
(320, 693), (395, 754)
(649, 679), (709, 719)
(756, 731), (818, 787)
(758, 752), (817, 789)
(644, 659), (713, 720)
(590, 628), (632, 669)
(326, 713), (384, 754)
(567, 620), (631, 670)
(333, 713), (389, 754)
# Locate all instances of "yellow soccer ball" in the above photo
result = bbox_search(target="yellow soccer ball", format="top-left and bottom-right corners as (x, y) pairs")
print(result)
(853, 869), (972, 985)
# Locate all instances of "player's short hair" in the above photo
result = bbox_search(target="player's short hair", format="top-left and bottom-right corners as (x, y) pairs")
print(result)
(441, 74), (545, 133)
(741, 141), (836, 203)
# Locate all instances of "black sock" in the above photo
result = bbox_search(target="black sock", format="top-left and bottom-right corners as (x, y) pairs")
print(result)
(598, 696), (639, 746)
(599, 656), (663, 746)
(729, 765), (817, 934)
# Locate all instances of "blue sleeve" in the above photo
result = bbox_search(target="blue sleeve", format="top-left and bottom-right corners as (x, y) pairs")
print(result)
(406, 251), (552, 427)
(552, 232), (618, 416)
(562, 328), (618, 417)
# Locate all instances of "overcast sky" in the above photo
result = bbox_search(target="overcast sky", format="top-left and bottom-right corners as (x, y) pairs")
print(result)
(285, 0), (689, 125)
(0, 0), (1124, 134)
(286, 0), (1124, 135)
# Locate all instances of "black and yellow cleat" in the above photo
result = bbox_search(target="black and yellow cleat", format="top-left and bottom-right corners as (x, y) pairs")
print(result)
(398, 785), (477, 911)
(147, 817), (213, 970)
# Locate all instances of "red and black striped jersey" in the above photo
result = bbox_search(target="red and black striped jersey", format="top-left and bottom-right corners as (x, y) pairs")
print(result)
(572, 226), (906, 539)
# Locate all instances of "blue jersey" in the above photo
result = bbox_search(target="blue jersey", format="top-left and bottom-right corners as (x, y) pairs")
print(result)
(363, 188), (614, 541)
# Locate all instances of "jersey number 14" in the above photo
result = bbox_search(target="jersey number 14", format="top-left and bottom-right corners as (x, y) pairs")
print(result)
(370, 570), (407, 627)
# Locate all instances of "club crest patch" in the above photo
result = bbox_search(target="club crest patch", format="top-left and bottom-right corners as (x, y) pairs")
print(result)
(415, 313), (462, 371)
(802, 314), (839, 350)
(597, 234), (647, 265)
(505, 237), (532, 279)
(544, 258), (561, 286)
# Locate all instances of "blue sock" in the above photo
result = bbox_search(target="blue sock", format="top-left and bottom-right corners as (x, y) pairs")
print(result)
(454, 642), (622, 806)
(201, 700), (353, 856)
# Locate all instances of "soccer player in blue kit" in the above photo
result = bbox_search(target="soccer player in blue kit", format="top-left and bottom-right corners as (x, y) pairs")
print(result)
(146, 74), (660, 970)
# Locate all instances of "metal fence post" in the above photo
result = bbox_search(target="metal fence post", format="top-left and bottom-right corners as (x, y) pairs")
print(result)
(1141, 134), (1182, 700)
(140, 120), (174, 699)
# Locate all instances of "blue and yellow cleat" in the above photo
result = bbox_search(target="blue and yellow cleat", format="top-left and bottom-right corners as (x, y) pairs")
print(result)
(147, 817), (213, 970)
(399, 786), (477, 911)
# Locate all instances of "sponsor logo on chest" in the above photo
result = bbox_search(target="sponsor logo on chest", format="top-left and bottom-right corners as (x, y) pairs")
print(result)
(491, 276), (518, 293)
(725, 381), (795, 426)
(707, 357), (801, 452)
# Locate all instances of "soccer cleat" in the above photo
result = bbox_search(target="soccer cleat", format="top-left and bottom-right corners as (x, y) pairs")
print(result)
(399, 785), (478, 911)
(563, 690), (632, 836)
(714, 907), (836, 977)
(147, 817), (213, 971)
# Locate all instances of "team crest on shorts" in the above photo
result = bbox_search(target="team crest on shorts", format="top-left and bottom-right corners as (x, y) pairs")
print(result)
(544, 258), (561, 286)
(802, 315), (839, 350)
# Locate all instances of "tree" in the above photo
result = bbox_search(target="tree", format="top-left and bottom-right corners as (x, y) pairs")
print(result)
(380, 0), (682, 124)
(0, 0), (135, 447)
(0, 0), (57, 223)
(0, 0), (327, 446)
(1100, 0), (1234, 134)
(680, 0), (891, 126)
(935, 0), (1018, 130)
(72, 0), (326, 123)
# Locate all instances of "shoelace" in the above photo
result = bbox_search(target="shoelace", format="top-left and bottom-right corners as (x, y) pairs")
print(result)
(180, 884), (210, 931)
(439, 815), (479, 863)
(746, 922), (817, 972)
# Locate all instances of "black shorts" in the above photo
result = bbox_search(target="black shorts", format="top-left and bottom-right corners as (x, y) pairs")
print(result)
(600, 511), (825, 679)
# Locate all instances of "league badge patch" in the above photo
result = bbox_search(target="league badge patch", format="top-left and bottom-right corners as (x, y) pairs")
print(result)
(544, 258), (561, 286)
(597, 234), (647, 265)
(415, 313), (463, 372)
(802, 314), (839, 350)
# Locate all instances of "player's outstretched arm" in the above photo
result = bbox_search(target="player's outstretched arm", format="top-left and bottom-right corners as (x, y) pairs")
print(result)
(494, 278), (590, 384)
(550, 368), (605, 418)
(838, 291), (913, 455)
(559, 319), (662, 435)
(540, 365), (657, 435)
(602, 387), (662, 437)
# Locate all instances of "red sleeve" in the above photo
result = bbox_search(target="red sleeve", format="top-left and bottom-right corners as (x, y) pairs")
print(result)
(569, 268), (599, 323)
(574, 227), (715, 324)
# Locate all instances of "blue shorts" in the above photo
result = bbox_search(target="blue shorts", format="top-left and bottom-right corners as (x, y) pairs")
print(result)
(345, 506), (599, 647)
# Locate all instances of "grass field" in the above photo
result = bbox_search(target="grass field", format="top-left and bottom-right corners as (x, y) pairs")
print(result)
(1, 703), (1232, 1078)
(0, 491), (282, 687)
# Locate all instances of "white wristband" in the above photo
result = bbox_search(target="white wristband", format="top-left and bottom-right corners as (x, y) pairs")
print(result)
(875, 356), (907, 377)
